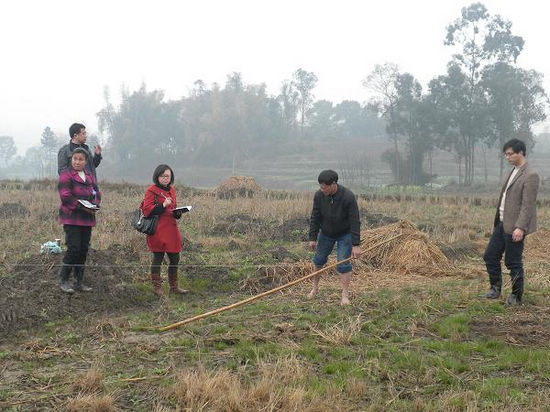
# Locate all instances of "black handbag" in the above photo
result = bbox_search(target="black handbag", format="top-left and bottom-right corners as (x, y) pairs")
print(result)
(131, 209), (158, 235)
(131, 194), (158, 235)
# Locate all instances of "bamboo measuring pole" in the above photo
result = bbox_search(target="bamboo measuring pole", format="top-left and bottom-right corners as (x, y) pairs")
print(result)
(159, 232), (405, 332)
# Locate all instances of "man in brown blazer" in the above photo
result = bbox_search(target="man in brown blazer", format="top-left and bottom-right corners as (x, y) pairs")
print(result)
(483, 139), (539, 305)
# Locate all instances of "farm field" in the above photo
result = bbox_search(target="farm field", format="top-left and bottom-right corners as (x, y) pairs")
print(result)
(1, 179), (550, 411)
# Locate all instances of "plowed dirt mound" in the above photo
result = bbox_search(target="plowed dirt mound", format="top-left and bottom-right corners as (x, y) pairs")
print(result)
(360, 210), (399, 228)
(208, 214), (309, 241)
(471, 306), (550, 346)
(0, 248), (156, 338)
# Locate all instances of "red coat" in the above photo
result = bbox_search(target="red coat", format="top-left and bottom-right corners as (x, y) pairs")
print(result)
(142, 184), (183, 253)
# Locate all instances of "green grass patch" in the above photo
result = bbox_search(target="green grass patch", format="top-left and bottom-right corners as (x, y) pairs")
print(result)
(433, 313), (470, 339)
(298, 339), (323, 363)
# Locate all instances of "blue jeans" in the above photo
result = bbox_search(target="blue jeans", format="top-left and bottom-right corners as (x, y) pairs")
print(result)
(313, 232), (353, 274)
(483, 222), (525, 299)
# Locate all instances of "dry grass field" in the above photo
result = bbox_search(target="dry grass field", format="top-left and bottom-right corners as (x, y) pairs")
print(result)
(1, 179), (550, 411)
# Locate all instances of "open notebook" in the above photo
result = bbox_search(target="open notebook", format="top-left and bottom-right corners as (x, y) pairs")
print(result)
(78, 199), (100, 210)
(173, 206), (192, 213)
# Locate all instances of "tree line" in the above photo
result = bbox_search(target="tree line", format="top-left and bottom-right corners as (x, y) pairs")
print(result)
(366, 3), (547, 185)
(94, 69), (386, 178)
(1, 3), (548, 186)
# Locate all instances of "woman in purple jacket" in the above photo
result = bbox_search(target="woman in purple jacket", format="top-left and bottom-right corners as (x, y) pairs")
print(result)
(57, 147), (101, 293)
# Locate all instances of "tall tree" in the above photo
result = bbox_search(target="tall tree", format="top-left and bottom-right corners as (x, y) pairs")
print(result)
(427, 64), (485, 185)
(392, 73), (429, 184)
(332, 100), (383, 139)
(208, 72), (250, 171)
(444, 2), (524, 185)
(308, 100), (335, 139)
(363, 63), (402, 182)
(482, 63), (548, 178)
(292, 68), (318, 138)
(40, 126), (58, 176)
(0, 136), (17, 168)
(97, 83), (184, 177)
(278, 80), (299, 138)
(179, 80), (214, 158)
(23, 146), (46, 178)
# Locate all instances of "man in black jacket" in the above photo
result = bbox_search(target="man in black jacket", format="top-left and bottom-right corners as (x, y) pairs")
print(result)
(308, 170), (361, 305)
(58, 123), (102, 179)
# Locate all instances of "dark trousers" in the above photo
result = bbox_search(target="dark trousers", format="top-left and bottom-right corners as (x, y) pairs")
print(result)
(63, 225), (92, 267)
(151, 252), (180, 275)
(483, 222), (525, 299)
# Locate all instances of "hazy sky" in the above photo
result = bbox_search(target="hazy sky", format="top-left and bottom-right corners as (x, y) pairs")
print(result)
(1, 0), (549, 155)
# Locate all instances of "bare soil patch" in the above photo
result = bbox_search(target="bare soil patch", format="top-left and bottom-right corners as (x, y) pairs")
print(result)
(471, 306), (550, 346)
(209, 213), (263, 236)
(208, 214), (309, 241)
(439, 240), (481, 261)
(184, 265), (232, 286)
(268, 245), (296, 261)
(277, 216), (309, 241)
(0, 248), (156, 339)
(361, 210), (399, 228)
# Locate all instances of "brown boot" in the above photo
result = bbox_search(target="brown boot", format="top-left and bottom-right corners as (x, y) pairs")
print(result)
(150, 273), (164, 296)
(168, 273), (189, 295)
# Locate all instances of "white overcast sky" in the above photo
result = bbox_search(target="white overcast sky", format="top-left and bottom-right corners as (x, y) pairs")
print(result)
(1, 0), (549, 155)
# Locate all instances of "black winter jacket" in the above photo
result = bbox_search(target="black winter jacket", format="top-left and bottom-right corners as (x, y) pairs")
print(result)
(309, 185), (361, 245)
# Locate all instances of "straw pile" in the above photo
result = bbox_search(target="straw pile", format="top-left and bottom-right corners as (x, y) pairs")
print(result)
(216, 176), (263, 198)
(525, 228), (550, 261)
(242, 220), (452, 293)
(355, 220), (451, 275)
(242, 261), (315, 293)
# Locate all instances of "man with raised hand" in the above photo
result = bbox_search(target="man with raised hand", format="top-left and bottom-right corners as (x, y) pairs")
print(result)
(308, 170), (361, 305)
(58, 123), (102, 179)
(483, 139), (539, 305)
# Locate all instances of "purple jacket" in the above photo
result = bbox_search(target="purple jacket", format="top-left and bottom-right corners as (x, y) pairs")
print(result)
(58, 169), (101, 226)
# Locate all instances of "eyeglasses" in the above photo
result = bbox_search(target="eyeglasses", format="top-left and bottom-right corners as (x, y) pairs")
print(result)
(504, 151), (516, 157)
(159, 174), (171, 178)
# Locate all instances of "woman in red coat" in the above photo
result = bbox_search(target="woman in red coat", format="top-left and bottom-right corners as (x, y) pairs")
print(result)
(141, 164), (189, 296)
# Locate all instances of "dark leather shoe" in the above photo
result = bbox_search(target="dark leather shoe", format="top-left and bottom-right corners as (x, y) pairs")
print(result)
(506, 293), (521, 306)
(485, 286), (501, 299)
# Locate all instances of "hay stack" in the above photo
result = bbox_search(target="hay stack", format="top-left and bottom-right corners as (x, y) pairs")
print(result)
(243, 261), (315, 293)
(255, 220), (452, 289)
(525, 228), (550, 261)
(216, 176), (263, 199)
(356, 220), (451, 275)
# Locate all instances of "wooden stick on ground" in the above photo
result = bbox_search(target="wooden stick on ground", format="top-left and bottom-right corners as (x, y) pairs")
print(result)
(159, 232), (405, 332)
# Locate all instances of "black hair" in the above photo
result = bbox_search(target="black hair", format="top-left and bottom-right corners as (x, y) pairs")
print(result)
(152, 164), (175, 186)
(71, 147), (89, 159)
(318, 169), (338, 185)
(503, 139), (527, 156)
(69, 123), (86, 139)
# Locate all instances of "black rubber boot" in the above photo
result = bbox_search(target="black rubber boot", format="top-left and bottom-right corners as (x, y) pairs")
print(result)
(484, 285), (501, 299)
(73, 266), (92, 292)
(505, 293), (521, 306)
(511, 275), (524, 302)
(59, 265), (75, 294)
